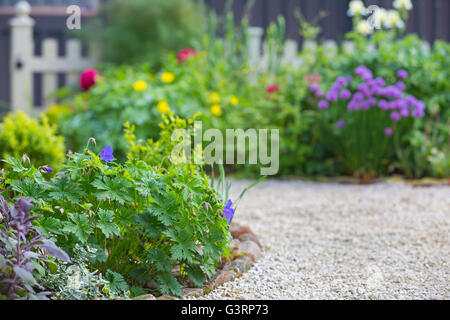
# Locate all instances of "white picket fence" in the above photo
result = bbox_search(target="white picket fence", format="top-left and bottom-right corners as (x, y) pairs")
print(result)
(9, 1), (97, 113)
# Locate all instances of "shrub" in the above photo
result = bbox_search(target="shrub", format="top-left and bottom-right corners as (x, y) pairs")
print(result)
(0, 112), (66, 172)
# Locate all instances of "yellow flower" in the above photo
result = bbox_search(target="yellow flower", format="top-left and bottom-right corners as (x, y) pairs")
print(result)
(133, 80), (147, 91)
(207, 92), (220, 104)
(157, 100), (170, 114)
(210, 104), (222, 116)
(161, 72), (175, 83)
(229, 95), (239, 106)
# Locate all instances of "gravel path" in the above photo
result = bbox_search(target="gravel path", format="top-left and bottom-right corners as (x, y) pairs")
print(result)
(200, 180), (449, 300)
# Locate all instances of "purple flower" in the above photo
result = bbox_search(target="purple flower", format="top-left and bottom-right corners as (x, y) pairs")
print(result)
(318, 100), (329, 109)
(100, 145), (114, 163)
(395, 81), (406, 91)
(357, 83), (371, 98)
(360, 100), (371, 110)
(400, 108), (410, 118)
(224, 200), (235, 225)
(378, 100), (389, 110)
(309, 83), (320, 92)
(347, 100), (358, 111)
(355, 65), (369, 76)
(326, 87), (339, 102)
(340, 89), (351, 100)
(397, 69), (408, 79)
(42, 166), (53, 172)
(335, 76), (347, 87)
(374, 77), (385, 87)
(384, 128), (393, 136)
(390, 111), (401, 122)
(353, 92), (364, 102)
(336, 119), (346, 128)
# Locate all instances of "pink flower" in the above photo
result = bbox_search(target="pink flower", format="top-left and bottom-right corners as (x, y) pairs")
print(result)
(384, 128), (393, 136)
(177, 48), (197, 63)
(266, 84), (280, 94)
(79, 69), (99, 91)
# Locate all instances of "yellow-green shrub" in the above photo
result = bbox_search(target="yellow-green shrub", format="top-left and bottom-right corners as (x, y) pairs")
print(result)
(0, 111), (65, 170)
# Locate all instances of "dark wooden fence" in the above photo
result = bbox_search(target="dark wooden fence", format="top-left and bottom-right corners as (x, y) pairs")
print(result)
(0, 0), (449, 109)
(206, 0), (450, 44)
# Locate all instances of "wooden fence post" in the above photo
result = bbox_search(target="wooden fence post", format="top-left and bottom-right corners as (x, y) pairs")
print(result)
(9, 1), (34, 113)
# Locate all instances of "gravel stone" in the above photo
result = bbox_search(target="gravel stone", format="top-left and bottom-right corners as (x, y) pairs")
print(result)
(196, 180), (450, 300)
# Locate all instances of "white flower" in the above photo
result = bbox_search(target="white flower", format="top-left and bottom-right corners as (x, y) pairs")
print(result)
(383, 10), (405, 29)
(370, 7), (387, 30)
(393, 0), (413, 10)
(356, 20), (373, 36)
(347, 0), (367, 17)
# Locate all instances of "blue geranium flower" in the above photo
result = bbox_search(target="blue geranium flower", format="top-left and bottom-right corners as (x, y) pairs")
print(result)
(224, 200), (235, 225)
(100, 145), (114, 163)
(42, 166), (53, 172)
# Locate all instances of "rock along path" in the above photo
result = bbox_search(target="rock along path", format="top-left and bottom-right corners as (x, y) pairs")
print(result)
(198, 180), (449, 300)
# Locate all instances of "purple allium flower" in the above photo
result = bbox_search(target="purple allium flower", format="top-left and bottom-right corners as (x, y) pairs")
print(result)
(224, 200), (235, 225)
(397, 69), (408, 79)
(357, 83), (371, 98)
(396, 99), (408, 109)
(340, 89), (351, 100)
(326, 89), (339, 102)
(390, 111), (401, 122)
(378, 100), (389, 110)
(400, 108), (410, 118)
(347, 100), (358, 111)
(395, 81), (406, 91)
(42, 166), (53, 172)
(353, 92), (364, 102)
(374, 77), (385, 87)
(335, 76), (347, 87)
(336, 119), (346, 128)
(100, 145), (114, 163)
(318, 100), (329, 109)
(355, 65), (369, 76)
(310, 83), (320, 92)
(360, 100), (371, 110)
(362, 70), (373, 82)
(384, 128), (393, 136)
(368, 97), (377, 107)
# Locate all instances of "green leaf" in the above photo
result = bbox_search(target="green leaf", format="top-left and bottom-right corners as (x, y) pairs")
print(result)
(48, 176), (85, 203)
(10, 178), (42, 199)
(147, 249), (172, 272)
(97, 209), (120, 238)
(105, 270), (129, 293)
(157, 272), (181, 296)
(62, 213), (93, 243)
(92, 176), (133, 204)
(186, 263), (206, 287)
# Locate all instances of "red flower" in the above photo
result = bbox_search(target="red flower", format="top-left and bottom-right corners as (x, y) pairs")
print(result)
(266, 84), (280, 94)
(79, 69), (99, 91)
(306, 73), (322, 85)
(177, 48), (197, 63)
